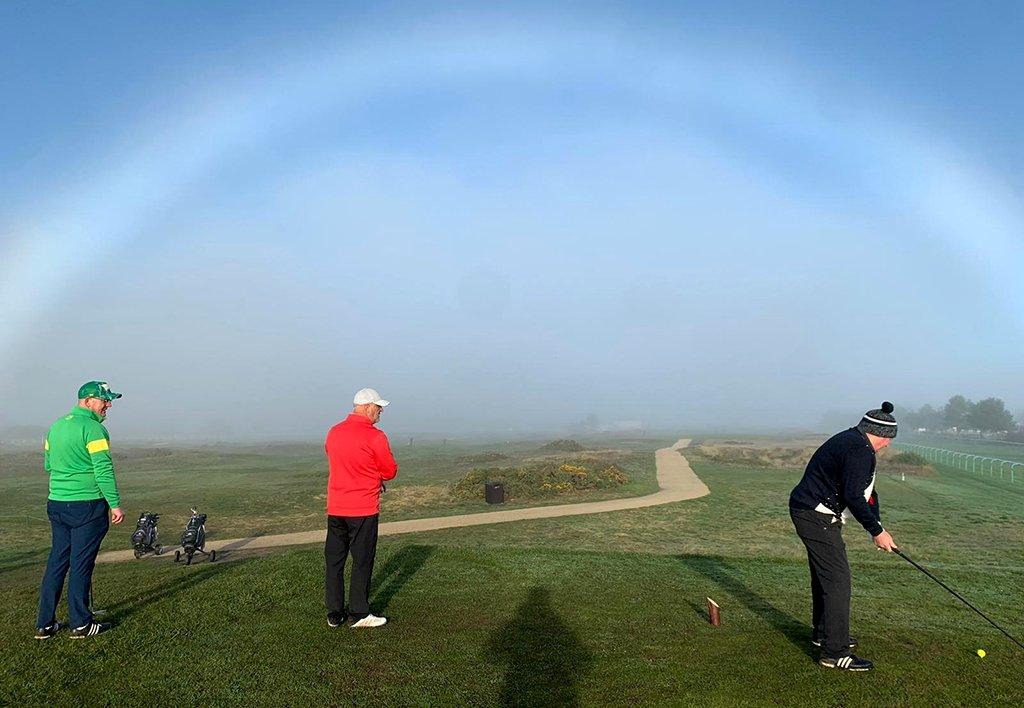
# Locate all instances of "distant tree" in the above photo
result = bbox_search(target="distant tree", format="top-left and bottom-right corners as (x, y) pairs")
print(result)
(912, 404), (943, 431)
(943, 395), (972, 431)
(902, 404), (933, 430)
(966, 398), (1016, 434)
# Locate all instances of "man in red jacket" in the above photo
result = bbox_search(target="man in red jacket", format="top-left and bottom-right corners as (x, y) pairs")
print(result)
(324, 388), (398, 628)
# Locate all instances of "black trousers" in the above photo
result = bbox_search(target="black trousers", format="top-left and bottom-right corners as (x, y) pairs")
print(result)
(325, 514), (379, 617)
(790, 508), (852, 658)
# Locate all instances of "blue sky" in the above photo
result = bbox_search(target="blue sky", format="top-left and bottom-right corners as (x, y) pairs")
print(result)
(2, 2), (1023, 438)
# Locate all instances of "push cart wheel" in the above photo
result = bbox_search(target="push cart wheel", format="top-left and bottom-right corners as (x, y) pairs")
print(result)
(133, 549), (142, 559)
(210, 550), (217, 562)
(174, 550), (180, 563)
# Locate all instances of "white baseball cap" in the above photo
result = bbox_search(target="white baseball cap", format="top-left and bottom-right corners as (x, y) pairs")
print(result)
(353, 388), (390, 407)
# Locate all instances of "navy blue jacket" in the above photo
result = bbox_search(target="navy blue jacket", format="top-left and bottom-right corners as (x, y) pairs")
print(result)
(789, 428), (883, 536)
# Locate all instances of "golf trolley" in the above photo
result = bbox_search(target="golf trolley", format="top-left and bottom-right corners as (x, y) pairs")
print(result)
(131, 512), (163, 559)
(174, 507), (216, 565)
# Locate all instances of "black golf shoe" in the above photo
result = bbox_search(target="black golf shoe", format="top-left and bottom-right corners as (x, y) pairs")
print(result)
(70, 621), (111, 639)
(811, 633), (857, 649)
(34, 621), (62, 640)
(327, 611), (346, 628)
(818, 654), (873, 671)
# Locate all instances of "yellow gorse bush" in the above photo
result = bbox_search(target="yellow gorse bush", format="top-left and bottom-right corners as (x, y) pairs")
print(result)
(452, 457), (629, 501)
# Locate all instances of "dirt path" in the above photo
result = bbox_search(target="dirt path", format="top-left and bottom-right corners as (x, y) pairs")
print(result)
(98, 438), (707, 563)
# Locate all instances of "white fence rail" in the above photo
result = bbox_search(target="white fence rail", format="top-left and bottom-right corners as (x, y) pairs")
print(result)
(897, 443), (1024, 484)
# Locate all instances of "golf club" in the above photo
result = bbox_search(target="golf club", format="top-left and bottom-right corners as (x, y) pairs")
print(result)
(895, 548), (1024, 651)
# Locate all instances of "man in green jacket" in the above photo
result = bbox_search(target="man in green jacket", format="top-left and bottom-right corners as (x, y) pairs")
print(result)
(35, 381), (125, 640)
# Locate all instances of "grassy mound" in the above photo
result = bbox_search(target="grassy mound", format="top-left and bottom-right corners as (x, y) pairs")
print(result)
(687, 443), (816, 470)
(888, 451), (929, 466)
(538, 439), (584, 453)
(879, 450), (934, 476)
(451, 458), (628, 501)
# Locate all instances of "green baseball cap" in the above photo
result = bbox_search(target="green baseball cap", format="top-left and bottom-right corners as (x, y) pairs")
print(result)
(78, 381), (122, 401)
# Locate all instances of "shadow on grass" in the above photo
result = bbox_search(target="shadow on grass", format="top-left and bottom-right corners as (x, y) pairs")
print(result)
(487, 586), (593, 707)
(215, 530), (278, 553)
(101, 558), (247, 624)
(371, 544), (434, 614)
(686, 598), (709, 621)
(675, 554), (813, 659)
(0, 548), (50, 580)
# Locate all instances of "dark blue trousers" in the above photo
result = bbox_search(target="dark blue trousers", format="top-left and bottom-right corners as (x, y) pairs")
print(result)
(36, 498), (110, 629)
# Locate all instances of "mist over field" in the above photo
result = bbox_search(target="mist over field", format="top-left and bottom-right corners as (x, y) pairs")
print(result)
(3, 2), (1024, 441)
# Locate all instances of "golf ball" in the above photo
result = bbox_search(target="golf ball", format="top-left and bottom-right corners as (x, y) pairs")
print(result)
(976, 649), (986, 658)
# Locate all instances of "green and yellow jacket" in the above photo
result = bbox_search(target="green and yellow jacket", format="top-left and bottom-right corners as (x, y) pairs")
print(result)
(44, 406), (121, 508)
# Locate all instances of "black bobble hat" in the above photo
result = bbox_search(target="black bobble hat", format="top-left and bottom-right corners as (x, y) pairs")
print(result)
(858, 401), (898, 438)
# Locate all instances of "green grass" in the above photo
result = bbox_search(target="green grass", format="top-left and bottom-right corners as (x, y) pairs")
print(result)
(1, 437), (1021, 705)
(0, 437), (665, 574)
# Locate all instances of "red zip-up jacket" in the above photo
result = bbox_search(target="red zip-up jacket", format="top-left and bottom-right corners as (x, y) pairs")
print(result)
(325, 414), (399, 516)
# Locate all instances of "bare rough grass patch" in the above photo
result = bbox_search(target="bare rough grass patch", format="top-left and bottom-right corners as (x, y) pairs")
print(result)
(381, 485), (452, 514)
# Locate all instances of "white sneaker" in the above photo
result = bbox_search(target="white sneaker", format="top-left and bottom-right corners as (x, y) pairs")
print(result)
(349, 614), (387, 628)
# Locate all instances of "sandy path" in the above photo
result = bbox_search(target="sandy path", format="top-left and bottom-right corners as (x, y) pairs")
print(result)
(97, 439), (707, 563)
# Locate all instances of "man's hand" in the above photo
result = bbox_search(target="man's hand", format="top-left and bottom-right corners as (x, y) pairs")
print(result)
(873, 529), (897, 552)
(110, 507), (124, 525)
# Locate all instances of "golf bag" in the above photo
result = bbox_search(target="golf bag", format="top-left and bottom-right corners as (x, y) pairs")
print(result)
(175, 507), (215, 565)
(131, 512), (161, 558)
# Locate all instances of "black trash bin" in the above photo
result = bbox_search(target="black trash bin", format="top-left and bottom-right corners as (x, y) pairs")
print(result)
(484, 482), (505, 505)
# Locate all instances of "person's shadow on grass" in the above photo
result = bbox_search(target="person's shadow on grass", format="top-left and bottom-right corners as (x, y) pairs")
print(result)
(675, 554), (814, 659)
(0, 548), (50, 579)
(487, 585), (593, 707)
(101, 557), (245, 624)
(370, 544), (434, 614)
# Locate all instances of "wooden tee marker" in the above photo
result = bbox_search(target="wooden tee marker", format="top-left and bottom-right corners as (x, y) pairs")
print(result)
(707, 597), (721, 626)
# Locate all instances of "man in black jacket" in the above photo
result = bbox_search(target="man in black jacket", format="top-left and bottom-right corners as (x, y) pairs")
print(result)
(789, 402), (899, 671)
